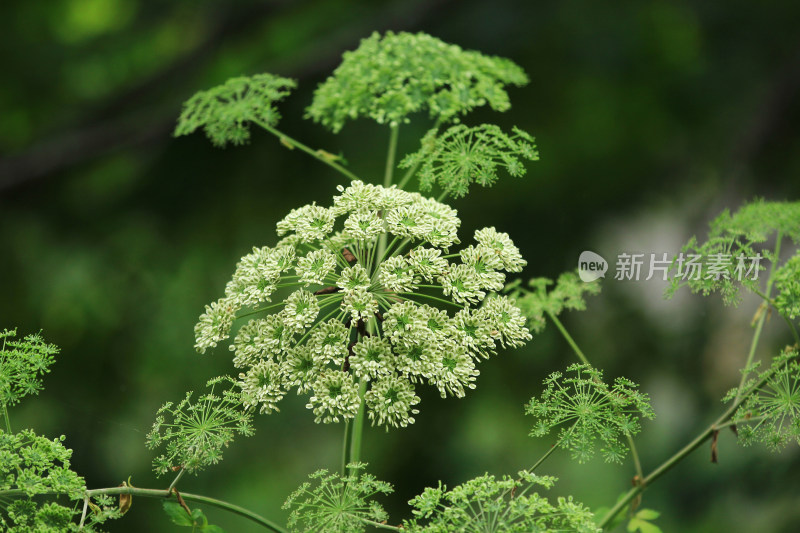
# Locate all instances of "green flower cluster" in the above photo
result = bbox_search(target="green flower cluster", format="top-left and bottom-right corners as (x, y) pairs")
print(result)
(405, 470), (600, 533)
(306, 31), (528, 133)
(774, 254), (800, 321)
(666, 199), (800, 306)
(195, 180), (531, 428)
(146, 376), (255, 476)
(283, 463), (392, 533)
(0, 429), (120, 532)
(506, 271), (602, 334)
(727, 347), (800, 451)
(401, 124), (539, 199)
(1, 328), (60, 409)
(526, 364), (654, 464)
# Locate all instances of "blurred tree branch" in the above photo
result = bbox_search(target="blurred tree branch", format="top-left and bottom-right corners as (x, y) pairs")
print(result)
(0, 0), (455, 192)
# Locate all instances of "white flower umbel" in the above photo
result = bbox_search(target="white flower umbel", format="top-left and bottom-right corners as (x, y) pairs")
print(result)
(194, 181), (532, 428)
(307, 370), (361, 423)
(239, 361), (285, 414)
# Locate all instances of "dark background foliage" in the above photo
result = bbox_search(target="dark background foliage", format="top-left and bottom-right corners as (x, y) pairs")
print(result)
(2, 0), (799, 531)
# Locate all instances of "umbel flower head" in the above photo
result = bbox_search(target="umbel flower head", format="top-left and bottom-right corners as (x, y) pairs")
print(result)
(306, 31), (529, 133)
(195, 181), (532, 428)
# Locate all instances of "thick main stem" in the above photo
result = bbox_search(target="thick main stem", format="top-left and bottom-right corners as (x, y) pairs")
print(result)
(384, 124), (399, 188)
(341, 419), (351, 476)
(344, 126), (400, 473)
(348, 379), (369, 469)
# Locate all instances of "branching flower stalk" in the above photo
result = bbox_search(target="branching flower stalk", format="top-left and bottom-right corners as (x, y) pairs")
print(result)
(511, 274), (649, 482)
(600, 219), (800, 529)
(735, 231), (782, 402)
(346, 123), (402, 473)
(598, 348), (798, 529)
(0, 485), (289, 533)
(544, 311), (646, 483)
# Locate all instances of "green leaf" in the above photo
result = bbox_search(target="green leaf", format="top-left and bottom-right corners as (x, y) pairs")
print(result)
(593, 506), (625, 530)
(628, 517), (663, 533)
(201, 525), (225, 533)
(635, 509), (661, 521)
(162, 500), (193, 527)
(191, 507), (206, 525)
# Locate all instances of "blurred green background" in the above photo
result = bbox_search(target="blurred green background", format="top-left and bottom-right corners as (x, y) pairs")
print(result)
(2, 0), (800, 531)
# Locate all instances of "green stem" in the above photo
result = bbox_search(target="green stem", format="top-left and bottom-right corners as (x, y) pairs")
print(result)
(384, 124), (399, 188)
(341, 419), (352, 476)
(253, 120), (361, 182)
(397, 292), (462, 308)
(598, 318), (796, 529)
(372, 124), (401, 292)
(343, 125), (400, 473)
(735, 302), (769, 402)
(546, 311), (591, 366)
(547, 311), (645, 485)
(361, 518), (402, 531)
(236, 301), (286, 320)
(396, 159), (421, 191)
(1, 403), (10, 433)
(626, 433), (644, 484)
(166, 468), (185, 493)
(348, 379), (369, 470)
(397, 118), (442, 190)
(0, 486), (288, 533)
(529, 443), (558, 472)
(736, 231), (782, 401)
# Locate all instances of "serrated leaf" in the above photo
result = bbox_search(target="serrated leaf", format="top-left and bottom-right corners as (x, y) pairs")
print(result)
(162, 500), (193, 526)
